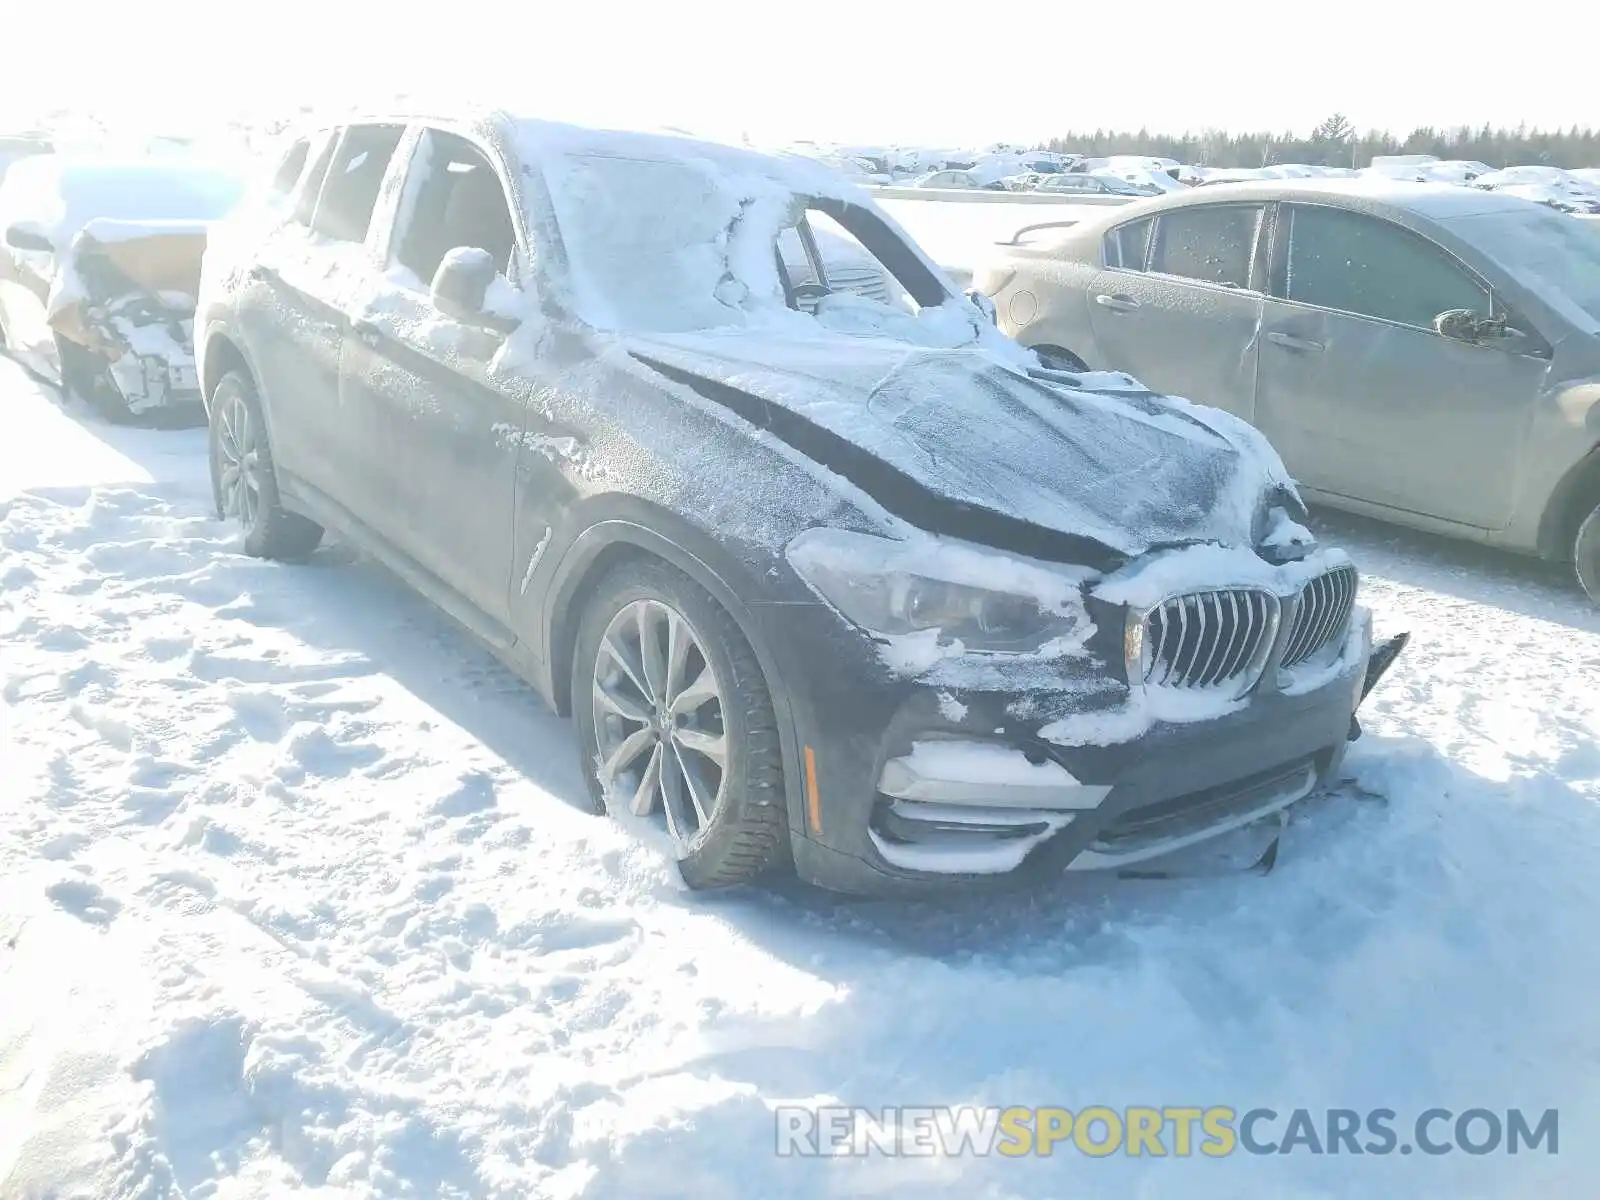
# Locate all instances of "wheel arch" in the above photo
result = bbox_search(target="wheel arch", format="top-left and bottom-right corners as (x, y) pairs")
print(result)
(540, 515), (810, 842)
(200, 324), (252, 415)
(1536, 444), (1600, 561)
(1028, 342), (1088, 371)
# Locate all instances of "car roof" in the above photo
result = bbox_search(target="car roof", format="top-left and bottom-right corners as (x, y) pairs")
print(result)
(1033, 177), (1543, 249)
(1130, 177), (1531, 220)
(312, 106), (813, 181)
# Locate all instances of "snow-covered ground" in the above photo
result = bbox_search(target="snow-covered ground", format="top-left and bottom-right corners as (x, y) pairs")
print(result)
(2, 355), (1599, 1200)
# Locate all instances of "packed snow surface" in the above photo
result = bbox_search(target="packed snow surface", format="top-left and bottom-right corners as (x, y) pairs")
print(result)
(3, 354), (1600, 1200)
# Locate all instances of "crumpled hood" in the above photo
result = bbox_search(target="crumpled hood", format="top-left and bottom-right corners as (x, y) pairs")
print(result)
(627, 331), (1295, 560)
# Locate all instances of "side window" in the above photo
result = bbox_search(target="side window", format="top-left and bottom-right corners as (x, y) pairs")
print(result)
(271, 138), (310, 197)
(1149, 204), (1263, 288)
(1104, 217), (1153, 270)
(291, 131), (337, 226)
(309, 123), (407, 244)
(389, 130), (517, 288)
(1283, 205), (1487, 328)
(778, 208), (913, 315)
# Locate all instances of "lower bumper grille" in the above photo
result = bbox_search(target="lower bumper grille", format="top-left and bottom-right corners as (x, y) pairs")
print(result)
(1093, 756), (1319, 853)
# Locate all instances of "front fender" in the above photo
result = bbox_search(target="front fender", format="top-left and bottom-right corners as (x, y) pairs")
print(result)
(532, 507), (812, 843)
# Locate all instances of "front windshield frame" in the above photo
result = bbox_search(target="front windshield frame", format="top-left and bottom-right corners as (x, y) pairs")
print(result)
(545, 150), (955, 335)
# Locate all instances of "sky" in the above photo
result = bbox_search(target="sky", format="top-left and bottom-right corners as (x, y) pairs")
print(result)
(7, 0), (1594, 149)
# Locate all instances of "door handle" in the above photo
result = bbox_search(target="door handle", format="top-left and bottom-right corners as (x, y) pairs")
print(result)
(246, 264), (275, 283)
(1094, 293), (1141, 313)
(350, 318), (382, 348)
(1267, 331), (1324, 352)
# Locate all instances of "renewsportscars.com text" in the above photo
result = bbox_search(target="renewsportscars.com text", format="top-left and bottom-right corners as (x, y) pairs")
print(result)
(774, 1105), (1559, 1158)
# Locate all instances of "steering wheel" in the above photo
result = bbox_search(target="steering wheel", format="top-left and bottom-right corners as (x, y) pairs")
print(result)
(789, 281), (832, 309)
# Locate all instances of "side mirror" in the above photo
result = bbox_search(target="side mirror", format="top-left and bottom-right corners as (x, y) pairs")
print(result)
(431, 247), (496, 320)
(430, 247), (519, 332)
(1433, 308), (1529, 349)
(965, 288), (998, 325)
(4, 223), (52, 253)
(1432, 308), (1486, 342)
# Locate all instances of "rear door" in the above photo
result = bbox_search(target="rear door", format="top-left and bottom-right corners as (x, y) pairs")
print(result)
(1084, 202), (1267, 421)
(241, 124), (406, 510)
(1254, 202), (1549, 528)
(338, 126), (534, 630)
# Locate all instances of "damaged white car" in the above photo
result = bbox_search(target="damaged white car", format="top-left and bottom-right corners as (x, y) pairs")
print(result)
(197, 111), (1406, 894)
(0, 155), (242, 420)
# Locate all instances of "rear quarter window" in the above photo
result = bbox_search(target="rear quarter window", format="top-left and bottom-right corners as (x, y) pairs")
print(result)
(1104, 217), (1152, 269)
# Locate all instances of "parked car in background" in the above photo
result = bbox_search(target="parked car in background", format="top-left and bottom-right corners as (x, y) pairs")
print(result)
(0, 133), (53, 183)
(974, 179), (1600, 601)
(1471, 166), (1600, 214)
(1093, 166), (1186, 194)
(912, 169), (1007, 191)
(196, 110), (1396, 893)
(1037, 173), (1148, 197)
(0, 154), (243, 419)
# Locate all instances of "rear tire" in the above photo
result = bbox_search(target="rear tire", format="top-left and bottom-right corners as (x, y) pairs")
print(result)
(572, 558), (789, 889)
(1575, 504), (1600, 604)
(208, 369), (323, 561)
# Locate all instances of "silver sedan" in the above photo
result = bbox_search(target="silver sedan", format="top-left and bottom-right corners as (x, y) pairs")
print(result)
(974, 179), (1600, 601)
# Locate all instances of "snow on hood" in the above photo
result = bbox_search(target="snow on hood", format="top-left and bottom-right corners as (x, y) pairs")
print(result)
(627, 331), (1297, 562)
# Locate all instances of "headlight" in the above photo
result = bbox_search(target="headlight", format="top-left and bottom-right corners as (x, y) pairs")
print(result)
(785, 527), (1088, 653)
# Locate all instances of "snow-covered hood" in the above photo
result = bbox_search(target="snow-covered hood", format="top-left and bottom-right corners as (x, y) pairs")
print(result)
(627, 331), (1296, 564)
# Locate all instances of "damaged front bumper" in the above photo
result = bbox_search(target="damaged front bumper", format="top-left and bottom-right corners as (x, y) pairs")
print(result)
(765, 583), (1406, 895)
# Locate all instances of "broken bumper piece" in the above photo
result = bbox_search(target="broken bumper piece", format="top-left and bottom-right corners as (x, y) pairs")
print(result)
(106, 347), (201, 414)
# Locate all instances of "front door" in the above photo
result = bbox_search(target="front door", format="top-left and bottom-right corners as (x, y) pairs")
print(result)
(1085, 202), (1267, 422)
(1255, 202), (1549, 529)
(338, 128), (534, 629)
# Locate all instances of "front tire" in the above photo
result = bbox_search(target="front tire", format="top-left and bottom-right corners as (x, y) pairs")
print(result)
(208, 369), (323, 560)
(572, 558), (789, 888)
(1575, 504), (1600, 604)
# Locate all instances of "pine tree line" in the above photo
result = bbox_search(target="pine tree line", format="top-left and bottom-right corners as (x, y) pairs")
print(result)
(1044, 114), (1600, 170)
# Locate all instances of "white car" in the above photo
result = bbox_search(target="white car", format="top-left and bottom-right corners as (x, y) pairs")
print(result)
(1473, 166), (1600, 212)
(0, 154), (243, 419)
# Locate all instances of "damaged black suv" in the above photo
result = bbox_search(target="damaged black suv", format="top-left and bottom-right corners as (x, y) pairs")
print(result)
(196, 110), (1402, 894)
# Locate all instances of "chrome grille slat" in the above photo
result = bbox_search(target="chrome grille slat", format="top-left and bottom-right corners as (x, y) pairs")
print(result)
(1280, 565), (1358, 669)
(1226, 590), (1258, 681)
(1140, 586), (1277, 695)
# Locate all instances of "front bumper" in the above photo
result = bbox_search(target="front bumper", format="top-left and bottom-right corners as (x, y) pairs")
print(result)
(763, 596), (1373, 896)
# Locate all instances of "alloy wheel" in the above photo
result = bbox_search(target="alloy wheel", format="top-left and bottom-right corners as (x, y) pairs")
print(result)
(591, 598), (728, 853)
(215, 391), (262, 531)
